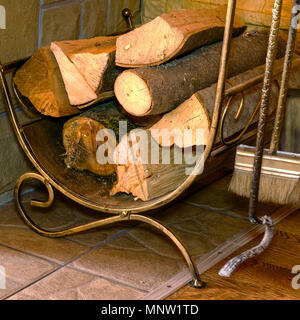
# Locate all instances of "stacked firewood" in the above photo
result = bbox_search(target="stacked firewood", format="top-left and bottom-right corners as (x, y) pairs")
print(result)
(13, 7), (300, 201)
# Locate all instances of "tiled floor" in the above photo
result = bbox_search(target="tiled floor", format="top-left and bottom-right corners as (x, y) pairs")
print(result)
(0, 175), (278, 300)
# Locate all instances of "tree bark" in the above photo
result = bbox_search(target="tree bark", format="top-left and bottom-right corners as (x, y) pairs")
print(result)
(114, 31), (286, 117)
(151, 58), (300, 148)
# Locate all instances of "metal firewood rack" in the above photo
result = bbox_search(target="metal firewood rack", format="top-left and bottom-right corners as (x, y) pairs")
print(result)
(0, 2), (295, 288)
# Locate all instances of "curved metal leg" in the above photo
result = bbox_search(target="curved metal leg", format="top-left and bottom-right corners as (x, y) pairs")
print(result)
(128, 214), (205, 289)
(15, 172), (205, 288)
(15, 173), (125, 238)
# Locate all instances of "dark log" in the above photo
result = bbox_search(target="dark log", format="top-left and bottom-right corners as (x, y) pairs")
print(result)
(13, 47), (80, 118)
(62, 101), (136, 176)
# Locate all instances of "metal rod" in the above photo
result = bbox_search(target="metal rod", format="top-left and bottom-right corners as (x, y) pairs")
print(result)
(219, 97), (261, 146)
(225, 57), (300, 97)
(249, 0), (283, 224)
(204, 0), (237, 162)
(270, 0), (300, 154)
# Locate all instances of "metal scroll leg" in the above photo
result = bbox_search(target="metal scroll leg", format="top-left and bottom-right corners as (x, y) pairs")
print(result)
(15, 173), (205, 289)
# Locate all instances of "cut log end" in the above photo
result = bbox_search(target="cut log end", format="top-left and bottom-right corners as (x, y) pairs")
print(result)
(69, 52), (110, 92)
(13, 47), (81, 118)
(114, 70), (152, 116)
(63, 116), (116, 176)
(50, 42), (97, 106)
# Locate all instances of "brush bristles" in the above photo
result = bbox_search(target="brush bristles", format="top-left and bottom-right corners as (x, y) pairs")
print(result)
(229, 170), (300, 205)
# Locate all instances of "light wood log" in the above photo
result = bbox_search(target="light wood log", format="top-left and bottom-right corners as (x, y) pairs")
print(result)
(63, 101), (136, 176)
(116, 7), (246, 67)
(51, 36), (119, 106)
(13, 47), (80, 118)
(114, 31), (287, 117)
(110, 129), (200, 201)
(150, 58), (300, 148)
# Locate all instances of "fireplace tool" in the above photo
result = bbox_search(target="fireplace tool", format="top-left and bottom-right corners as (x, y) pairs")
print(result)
(0, 3), (299, 289)
(220, 0), (300, 277)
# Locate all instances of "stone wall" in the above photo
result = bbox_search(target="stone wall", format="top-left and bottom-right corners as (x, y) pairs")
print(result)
(142, 0), (296, 29)
(0, 0), (141, 202)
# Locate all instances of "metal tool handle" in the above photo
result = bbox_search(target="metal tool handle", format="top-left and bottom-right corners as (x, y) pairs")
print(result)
(249, 0), (283, 224)
(270, 0), (300, 154)
(204, 0), (237, 162)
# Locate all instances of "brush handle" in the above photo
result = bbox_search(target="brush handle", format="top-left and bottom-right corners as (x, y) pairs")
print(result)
(249, 0), (283, 224)
(270, 0), (300, 155)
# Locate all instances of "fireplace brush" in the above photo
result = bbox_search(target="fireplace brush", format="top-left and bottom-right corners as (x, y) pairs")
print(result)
(229, 0), (300, 206)
(219, 0), (300, 277)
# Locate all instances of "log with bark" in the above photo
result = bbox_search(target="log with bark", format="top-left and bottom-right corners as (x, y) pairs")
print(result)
(62, 101), (136, 176)
(111, 63), (296, 201)
(51, 36), (120, 106)
(150, 57), (300, 148)
(110, 88), (278, 202)
(13, 47), (80, 118)
(116, 7), (246, 67)
(114, 30), (287, 117)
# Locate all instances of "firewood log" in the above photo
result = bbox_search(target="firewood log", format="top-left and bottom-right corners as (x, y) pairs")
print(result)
(13, 47), (80, 118)
(62, 101), (136, 176)
(110, 129), (200, 201)
(114, 30), (287, 117)
(150, 58), (300, 148)
(111, 60), (300, 201)
(116, 7), (246, 67)
(51, 36), (120, 106)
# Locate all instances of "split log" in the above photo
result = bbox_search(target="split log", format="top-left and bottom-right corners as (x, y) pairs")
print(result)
(116, 7), (246, 67)
(150, 57), (300, 148)
(62, 101), (136, 176)
(110, 129), (201, 201)
(51, 36), (119, 106)
(13, 47), (80, 117)
(114, 30), (287, 117)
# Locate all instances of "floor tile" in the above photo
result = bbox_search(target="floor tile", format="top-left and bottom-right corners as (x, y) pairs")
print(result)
(20, 188), (134, 247)
(1, 173), (271, 298)
(0, 189), (133, 264)
(0, 227), (88, 265)
(0, 245), (59, 299)
(8, 267), (144, 300)
(185, 174), (278, 218)
(70, 203), (250, 291)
